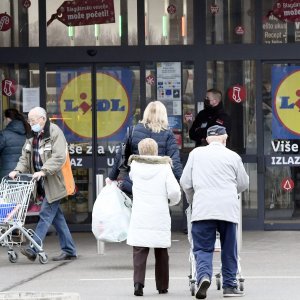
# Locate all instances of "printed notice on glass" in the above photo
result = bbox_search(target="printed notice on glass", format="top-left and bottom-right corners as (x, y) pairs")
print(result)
(23, 88), (40, 112)
(157, 62), (181, 116)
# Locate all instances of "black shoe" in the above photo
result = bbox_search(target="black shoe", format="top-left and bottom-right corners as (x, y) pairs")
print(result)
(52, 252), (77, 261)
(134, 283), (144, 296)
(196, 276), (211, 299)
(158, 289), (168, 294)
(223, 287), (245, 297)
(20, 247), (37, 262)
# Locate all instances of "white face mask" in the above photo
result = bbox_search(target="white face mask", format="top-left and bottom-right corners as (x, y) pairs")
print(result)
(31, 123), (42, 133)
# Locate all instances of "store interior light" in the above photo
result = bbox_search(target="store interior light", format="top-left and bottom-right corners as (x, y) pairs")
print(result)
(181, 16), (186, 37)
(119, 15), (122, 37)
(94, 24), (100, 37)
(162, 15), (168, 37)
(68, 26), (75, 37)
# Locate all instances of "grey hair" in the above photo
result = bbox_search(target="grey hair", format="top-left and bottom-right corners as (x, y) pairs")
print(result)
(30, 107), (47, 118)
(206, 134), (228, 145)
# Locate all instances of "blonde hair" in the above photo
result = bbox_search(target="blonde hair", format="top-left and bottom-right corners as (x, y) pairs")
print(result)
(140, 101), (168, 133)
(138, 138), (158, 156)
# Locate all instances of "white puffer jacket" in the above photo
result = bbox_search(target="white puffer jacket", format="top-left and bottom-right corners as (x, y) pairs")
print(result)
(126, 155), (181, 248)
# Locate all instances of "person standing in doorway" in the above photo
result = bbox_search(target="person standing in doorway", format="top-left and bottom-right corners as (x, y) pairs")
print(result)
(0, 108), (31, 179)
(9, 106), (77, 262)
(127, 138), (181, 296)
(180, 125), (249, 299)
(189, 89), (231, 147)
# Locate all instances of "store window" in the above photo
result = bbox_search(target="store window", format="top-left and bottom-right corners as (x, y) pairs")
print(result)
(0, 0), (39, 47)
(263, 63), (300, 222)
(262, 1), (300, 44)
(0, 64), (39, 130)
(206, 0), (255, 44)
(145, 0), (194, 45)
(46, 0), (137, 46)
(206, 60), (257, 217)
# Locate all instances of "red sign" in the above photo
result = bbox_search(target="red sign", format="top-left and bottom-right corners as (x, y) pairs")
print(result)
(227, 85), (246, 103)
(210, 4), (220, 15)
(281, 178), (295, 191)
(271, 0), (300, 22)
(167, 4), (177, 15)
(22, 0), (31, 9)
(146, 75), (155, 86)
(2, 79), (16, 97)
(235, 26), (245, 35)
(0, 13), (12, 31)
(47, 0), (115, 27)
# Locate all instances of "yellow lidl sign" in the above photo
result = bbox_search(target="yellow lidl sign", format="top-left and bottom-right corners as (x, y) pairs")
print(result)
(273, 68), (300, 138)
(59, 72), (129, 139)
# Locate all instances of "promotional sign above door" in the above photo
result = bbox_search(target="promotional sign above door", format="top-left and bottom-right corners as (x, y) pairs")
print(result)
(47, 0), (115, 27)
(270, 0), (300, 22)
(272, 66), (300, 139)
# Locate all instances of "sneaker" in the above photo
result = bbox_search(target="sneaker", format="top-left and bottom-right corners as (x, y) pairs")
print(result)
(223, 287), (245, 297)
(195, 276), (211, 299)
(20, 247), (37, 262)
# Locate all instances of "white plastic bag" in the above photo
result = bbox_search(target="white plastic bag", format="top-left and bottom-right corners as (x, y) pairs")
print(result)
(92, 182), (132, 242)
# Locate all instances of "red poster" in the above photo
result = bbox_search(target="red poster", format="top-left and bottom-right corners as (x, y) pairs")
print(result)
(270, 0), (300, 22)
(47, 0), (115, 27)
(281, 178), (294, 191)
(0, 13), (12, 31)
(227, 85), (246, 103)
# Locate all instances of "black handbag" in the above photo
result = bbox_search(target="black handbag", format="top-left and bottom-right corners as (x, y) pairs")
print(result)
(118, 126), (134, 171)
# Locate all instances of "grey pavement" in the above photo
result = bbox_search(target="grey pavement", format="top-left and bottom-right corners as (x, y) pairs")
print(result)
(1, 230), (300, 300)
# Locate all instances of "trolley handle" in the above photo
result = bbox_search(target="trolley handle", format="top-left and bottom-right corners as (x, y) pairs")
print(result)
(3, 174), (36, 183)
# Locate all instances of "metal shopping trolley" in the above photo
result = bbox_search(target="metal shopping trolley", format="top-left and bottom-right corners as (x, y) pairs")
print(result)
(0, 175), (48, 264)
(186, 199), (245, 296)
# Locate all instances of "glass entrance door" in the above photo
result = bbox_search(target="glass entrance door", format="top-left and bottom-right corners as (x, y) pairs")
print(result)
(45, 64), (140, 228)
(263, 63), (300, 228)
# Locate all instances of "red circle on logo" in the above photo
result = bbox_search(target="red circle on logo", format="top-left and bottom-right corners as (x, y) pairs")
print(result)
(281, 178), (294, 192)
(227, 85), (246, 103)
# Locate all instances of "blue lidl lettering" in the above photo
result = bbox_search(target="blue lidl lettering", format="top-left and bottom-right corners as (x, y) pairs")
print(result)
(64, 99), (125, 112)
(279, 96), (295, 109)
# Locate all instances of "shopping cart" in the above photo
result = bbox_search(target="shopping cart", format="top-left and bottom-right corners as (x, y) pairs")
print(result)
(0, 175), (48, 264)
(186, 203), (245, 296)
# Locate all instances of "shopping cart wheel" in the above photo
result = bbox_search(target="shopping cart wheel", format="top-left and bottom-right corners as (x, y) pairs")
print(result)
(190, 282), (196, 296)
(38, 253), (48, 264)
(8, 251), (18, 263)
(239, 278), (245, 291)
(216, 274), (221, 290)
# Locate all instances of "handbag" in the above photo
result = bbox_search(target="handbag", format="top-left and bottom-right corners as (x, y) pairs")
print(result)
(118, 126), (134, 171)
(92, 182), (132, 242)
(61, 147), (76, 196)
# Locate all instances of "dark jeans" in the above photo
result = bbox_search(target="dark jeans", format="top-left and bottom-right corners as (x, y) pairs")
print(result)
(191, 220), (238, 288)
(32, 198), (77, 256)
(133, 246), (169, 290)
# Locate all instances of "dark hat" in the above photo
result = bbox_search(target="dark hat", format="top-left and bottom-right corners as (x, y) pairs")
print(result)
(207, 125), (227, 136)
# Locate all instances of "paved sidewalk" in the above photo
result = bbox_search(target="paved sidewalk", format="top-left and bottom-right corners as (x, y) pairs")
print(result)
(1, 230), (300, 300)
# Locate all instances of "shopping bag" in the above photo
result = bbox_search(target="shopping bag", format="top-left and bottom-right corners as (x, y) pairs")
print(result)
(92, 182), (132, 242)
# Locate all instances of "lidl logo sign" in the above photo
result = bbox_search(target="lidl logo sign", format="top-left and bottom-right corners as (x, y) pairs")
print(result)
(272, 66), (300, 139)
(59, 72), (130, 139)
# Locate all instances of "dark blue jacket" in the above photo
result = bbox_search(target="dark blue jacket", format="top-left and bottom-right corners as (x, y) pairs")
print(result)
(109, 123), (183, 194)
(0, 120), (27, 179)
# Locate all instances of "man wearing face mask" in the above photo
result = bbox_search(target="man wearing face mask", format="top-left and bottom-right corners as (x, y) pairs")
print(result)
(9, 106), (77, 262)
(189, 89), (232, 147)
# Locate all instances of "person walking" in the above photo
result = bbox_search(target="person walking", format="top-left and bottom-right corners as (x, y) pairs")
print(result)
(9, 106), (77, 262)
(127, 138), (181, 296)
(0, 108), (31, 179)
(189, 89), (231, 147)
(180, 125), (249, 299)
(107, 100), (182, 194)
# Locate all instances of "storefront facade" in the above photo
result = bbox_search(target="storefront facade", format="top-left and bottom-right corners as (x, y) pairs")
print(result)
(1, 0), (300, 231)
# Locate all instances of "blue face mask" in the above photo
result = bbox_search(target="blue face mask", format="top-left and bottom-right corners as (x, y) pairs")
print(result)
(31, 123), (42, 133)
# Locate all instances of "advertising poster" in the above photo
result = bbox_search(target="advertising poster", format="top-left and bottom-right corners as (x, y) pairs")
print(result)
(156, 62), (182, 131)
(272, 66), (300, 139)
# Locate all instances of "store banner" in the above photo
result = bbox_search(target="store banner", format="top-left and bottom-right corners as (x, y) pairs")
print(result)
(272, 66), (300, 139)
(269, 0), (300, 22)
(47, 0), (115, 27)
(56, 69), (132, 143)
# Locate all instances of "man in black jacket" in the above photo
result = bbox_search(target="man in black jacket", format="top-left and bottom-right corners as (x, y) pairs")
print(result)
(189, 88), (231, 147)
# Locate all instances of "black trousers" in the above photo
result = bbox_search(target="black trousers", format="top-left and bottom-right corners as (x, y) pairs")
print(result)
(133, 246), (169, 290)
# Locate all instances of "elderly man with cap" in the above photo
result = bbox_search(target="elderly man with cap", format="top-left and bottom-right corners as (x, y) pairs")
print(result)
(180, 125), (249, 299)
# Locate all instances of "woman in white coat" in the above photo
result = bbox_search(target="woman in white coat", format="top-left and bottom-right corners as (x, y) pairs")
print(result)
(127, 138), (181, 296)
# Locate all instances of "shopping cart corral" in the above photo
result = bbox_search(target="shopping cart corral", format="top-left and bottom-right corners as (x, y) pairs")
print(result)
(0, 175), (48, 264)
